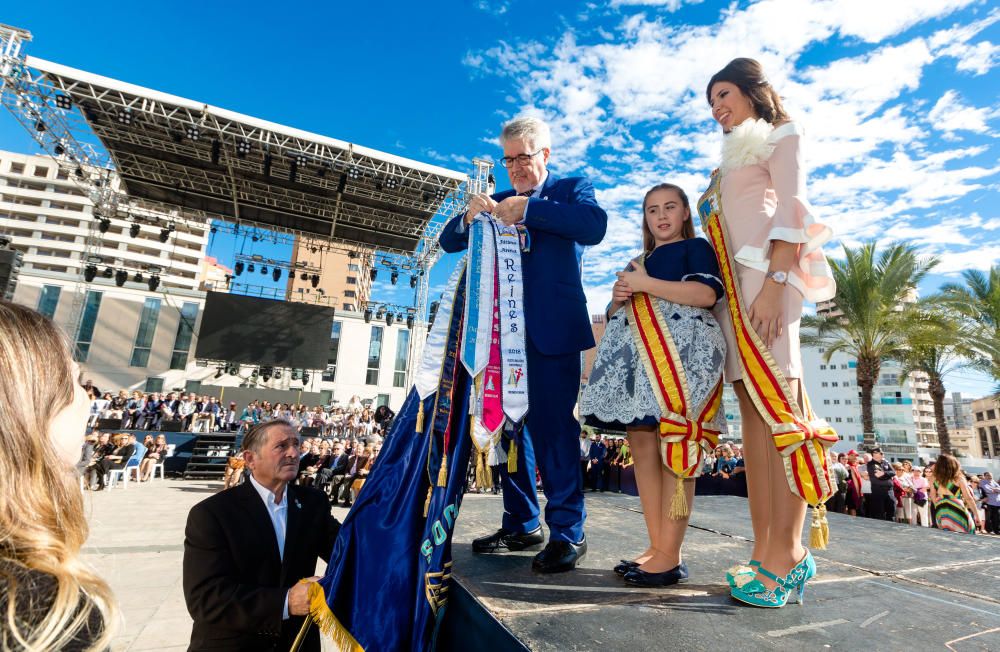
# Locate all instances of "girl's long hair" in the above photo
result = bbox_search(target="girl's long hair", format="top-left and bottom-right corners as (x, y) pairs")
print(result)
(641, 183), (695, 253)
(932, 453), (962, 487)
(0, 300), (117, 650)
(706, 57), (790, 126)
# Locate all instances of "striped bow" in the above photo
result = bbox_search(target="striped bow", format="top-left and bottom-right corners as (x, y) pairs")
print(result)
(772, 419), (838, 458)
(659, 414), (722, 478)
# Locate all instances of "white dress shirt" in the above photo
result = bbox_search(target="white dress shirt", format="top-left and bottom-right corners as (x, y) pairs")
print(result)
(248, 473), (291, 619)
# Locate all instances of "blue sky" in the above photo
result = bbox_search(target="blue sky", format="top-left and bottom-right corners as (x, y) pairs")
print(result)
(1, 1), (997, 395)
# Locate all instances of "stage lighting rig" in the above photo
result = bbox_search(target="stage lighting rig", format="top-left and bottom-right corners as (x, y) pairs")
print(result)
(386, 312), (395, 327)
(385, 177), (398, 190)
(34, 119), (45, 132)
(117, 108), (133, 126)
(390, 269), (399, 285)
(129, 222), (140, 238)
(53, 143), (65, 156)
(248, 263), (255, 273)
(376, 306), (386, 320)
(348, 166), (361, 181)
(211, 139), (221, 164)
(147, 275), (160, 291)
(214, 367), (224, 379)
(236, 139), (251, 158)
(300, 272), (308, 281)
(288, 158), (298, 183)
(133, 272), (143, 283)
(406, 314), (415, 329)
(159, 227), (170, 243)
(84, 264), (97, 282)
(228, 364), (239, 376)
(274, 369), (282, 380)
(261, 366), (273, 382)
(263, 153), (272, 177)
(302, 372), (310, 385)
(54, 94), (72, 110)
(364, 307), (373, 323)
(291, 369), (300, 381)
(114, 269), (127, 287)
(370, 268), (378, 281)
(261, 265), (268, 275)
(410, 274), (418, 288)
(98, 218), (111, 233)
(435, 188), (447, 201)
(272, 268), (281, 282)
(102, 266), (113, 278)
(234, 261), (244, 275)
(310, 274), (320, 288)
(185, 125), (200, 141)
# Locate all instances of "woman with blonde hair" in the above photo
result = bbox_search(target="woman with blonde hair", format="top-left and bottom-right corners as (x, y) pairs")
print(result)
(0, 299), (118, 650)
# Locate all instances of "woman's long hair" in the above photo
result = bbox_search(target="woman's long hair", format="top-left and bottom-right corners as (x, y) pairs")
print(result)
(641, 183), (695, 253)
(932, 453), (962, 487)
(0, 300), (117, 650)
(706, 57), (790, 126)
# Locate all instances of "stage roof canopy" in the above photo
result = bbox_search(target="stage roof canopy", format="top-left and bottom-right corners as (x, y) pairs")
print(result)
(27, 56), (467, 253)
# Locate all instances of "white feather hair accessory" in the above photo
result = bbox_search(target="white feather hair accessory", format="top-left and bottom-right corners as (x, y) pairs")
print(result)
(719, 117), (775, 175)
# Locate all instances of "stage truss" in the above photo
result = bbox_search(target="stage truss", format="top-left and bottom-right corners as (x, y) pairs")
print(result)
(0, 24), (493, 384)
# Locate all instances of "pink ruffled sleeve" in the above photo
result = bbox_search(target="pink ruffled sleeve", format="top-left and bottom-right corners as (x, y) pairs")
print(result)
(734, 122), (837, 303)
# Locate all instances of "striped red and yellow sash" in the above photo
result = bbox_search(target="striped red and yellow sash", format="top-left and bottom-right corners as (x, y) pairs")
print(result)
(697, 172), (836, 508)
(628, 276), (722, 480)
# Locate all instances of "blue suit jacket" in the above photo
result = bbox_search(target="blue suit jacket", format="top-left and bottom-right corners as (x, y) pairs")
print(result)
(439, 174), (607, 355)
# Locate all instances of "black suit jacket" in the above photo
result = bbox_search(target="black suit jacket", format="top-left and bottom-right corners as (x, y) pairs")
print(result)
(327, 453), (349, 475)
(183, 480), (340, 651)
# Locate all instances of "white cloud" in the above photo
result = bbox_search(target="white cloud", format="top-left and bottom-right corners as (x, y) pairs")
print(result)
(927, 90), (997, 133)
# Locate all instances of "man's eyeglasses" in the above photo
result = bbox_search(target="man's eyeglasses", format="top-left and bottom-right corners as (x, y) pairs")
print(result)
(499, 148), (544, 168)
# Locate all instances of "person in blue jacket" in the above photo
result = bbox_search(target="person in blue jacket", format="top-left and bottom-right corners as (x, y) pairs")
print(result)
(439, 116), (607, 573)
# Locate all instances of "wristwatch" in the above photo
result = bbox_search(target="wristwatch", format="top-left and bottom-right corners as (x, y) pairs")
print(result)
(765, 270), (788, 286)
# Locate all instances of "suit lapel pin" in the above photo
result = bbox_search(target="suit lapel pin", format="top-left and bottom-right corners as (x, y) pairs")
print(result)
(294, 499), (302, 509)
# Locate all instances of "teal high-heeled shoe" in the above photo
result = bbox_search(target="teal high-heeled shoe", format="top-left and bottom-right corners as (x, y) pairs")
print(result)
(725, 559), (761, 589)
(730, 551), (816, 608)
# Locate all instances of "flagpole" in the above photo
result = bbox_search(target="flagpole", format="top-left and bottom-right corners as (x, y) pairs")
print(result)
(289, 619), (312, 652)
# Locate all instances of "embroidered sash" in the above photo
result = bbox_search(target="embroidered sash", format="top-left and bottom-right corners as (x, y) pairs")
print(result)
(697, 171), (836, 510)
(627, 268), (723, 482)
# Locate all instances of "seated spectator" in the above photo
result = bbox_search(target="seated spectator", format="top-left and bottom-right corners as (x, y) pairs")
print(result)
(88, 433), (136, 490)
(177, 393), (197, 430)
(0, 299), (117, 649)
(373, 404), (395, 436)
(85, 432), (115, 488)
(222, 454), (245, 490)
(298, 440), (331, 487)
(315, 441), (349, 496)
(140, 434), (169, 481)
(160, 392), (181, 426)
(88, 390), (109, 427)
(221, 401), (239, 432)
(123, 390), (145, 429)
(331, 444), (372, 507)
(105, 390), (128, 423)
(140, 392), (163, 430)
(713, 445), (738, 478)
(76, 433), (98, 476)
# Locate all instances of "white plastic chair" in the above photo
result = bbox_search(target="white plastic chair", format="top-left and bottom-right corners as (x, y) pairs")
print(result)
(152, 444), (175, 480)
(108, 452), (141, 489)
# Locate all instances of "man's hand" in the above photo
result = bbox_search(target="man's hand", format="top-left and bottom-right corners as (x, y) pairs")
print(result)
(493, 195), (529, 226)
(288, 576), (322, 616)
(464, 193), (497, 225)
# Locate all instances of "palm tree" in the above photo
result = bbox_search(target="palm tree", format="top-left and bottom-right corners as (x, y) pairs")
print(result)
(896, 299), (976, 455)
(802, 241), (938, 450)
(940, 266), (1000, 385)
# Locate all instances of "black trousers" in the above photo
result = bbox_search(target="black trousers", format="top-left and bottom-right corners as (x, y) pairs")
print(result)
(986, 505), (1000, 534)
(868, 490), (894, 520)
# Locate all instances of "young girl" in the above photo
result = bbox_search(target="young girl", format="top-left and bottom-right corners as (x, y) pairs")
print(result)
(930, 454), (982, 534)
(580, 183), (725, 587)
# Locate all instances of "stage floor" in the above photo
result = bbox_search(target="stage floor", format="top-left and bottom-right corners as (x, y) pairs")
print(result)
(450, 492), (1000, 651)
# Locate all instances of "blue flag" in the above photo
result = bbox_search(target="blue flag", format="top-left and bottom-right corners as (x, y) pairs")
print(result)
(307, 273), (474, 651)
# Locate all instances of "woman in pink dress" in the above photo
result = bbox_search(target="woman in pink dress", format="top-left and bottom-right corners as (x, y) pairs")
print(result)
(699, 58), (837, 608)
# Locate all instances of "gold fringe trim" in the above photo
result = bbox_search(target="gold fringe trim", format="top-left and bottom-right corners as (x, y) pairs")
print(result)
(416, 400), (425, 434)
(437, 453), (449, 487)
(423, 485), (433, 518)
(668, 477), (689, 520)
(306, 581), (365, 652)
(808, 504), (829, 550)
(474, 449), (493, 490)
(507, 437), (518, 474)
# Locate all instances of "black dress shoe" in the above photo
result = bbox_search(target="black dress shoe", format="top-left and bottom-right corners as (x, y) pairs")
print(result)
(472, 527), (544, 553)
(623, 562), (689, 587)
(614, 559), (640, 576)
(532, 536), (587, 573)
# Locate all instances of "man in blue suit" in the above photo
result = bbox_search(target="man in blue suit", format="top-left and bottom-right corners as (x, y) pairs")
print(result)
(439, 116), (607, 573)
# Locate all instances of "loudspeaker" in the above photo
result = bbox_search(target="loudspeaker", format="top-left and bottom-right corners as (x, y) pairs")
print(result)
(95, 418), (122, 431)
(300, 426), (320, 438)
(161, 419), (184, 432)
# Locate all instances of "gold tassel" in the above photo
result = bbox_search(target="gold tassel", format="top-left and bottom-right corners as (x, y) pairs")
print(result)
(437, 453), (448, 487)
(507, 437), (518, 474)
(306, 581), (365, 651)
(809, 504), (829, 550)
(482, 453), (493, 489)
(475, 450), (492, 490)
(668, 477), (689, 520)
(423, 486), (433, 518)
(416, 401), (425, 434)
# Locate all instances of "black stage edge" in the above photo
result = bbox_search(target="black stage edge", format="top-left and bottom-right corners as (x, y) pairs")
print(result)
(441, 493), (1000, 652)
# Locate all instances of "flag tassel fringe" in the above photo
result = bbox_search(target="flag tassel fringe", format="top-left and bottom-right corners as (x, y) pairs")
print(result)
(306, 582), (365, 652)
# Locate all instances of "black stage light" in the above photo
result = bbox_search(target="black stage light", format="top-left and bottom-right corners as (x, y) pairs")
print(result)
(288, 158), (298, 183)
(337, 173), (347, 194)
(302, 372), (310, 385)
(210, 226), (217, 234)
(406, 314), (415, 329)
(75, 166), (84, 179)
(348, 166), (361, 180)
(129, 222), (140, 238)
(390, 270), (399, 285)
(98, 218), (111, 233)
(102, 266), (113, 278)
(211, 139), (221, 164)
(410, 274), (418, 288)
(248, 263), (255, 273)
(370, 268), (378, 281)
(228, 364), (238, 376)
(435, 188), (447, 201)
(117, 108), (133, 126)
(261, 366), (272, 382)
(274, 369), (282, 380)
(261, 265), (268, 275)
(317, 163), (328, 178)
(84, 264), (97, 282)
(386, 312), (395, 327)
(251, 367), (259, 378)
(251, 233), (259, 242)
(215, 367), (224, 379)
(55, 94), (73, 110)
(310, 247), (318, 254)
(364, 308), (373, 323)
(171, 131), (184, 144)
(237, 139), (251, 158)
(148, 275), (160, 291)
(291, 369), (300, 381)
(310, 274), (320, 288)
(34, 120), (46, 132)
(159, 228), (170, 243)
(385, 177), (398, 190)
(186, 125), (200, 141)
(300, 272), (308, 281)
(54, 143), (65, 156)
(133, 272), (143, 283)
(272, 267), (281, 282)
(263, 153), (272, 177)
(376, 307), (386, 320)
(114, 269), (127, 287)
(234, 261), (244, 275)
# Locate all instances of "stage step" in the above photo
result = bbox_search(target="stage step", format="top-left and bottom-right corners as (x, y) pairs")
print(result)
(183, 432), (240, 479)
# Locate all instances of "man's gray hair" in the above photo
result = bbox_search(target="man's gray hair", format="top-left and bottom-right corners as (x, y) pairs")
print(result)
(500, 116), (552, 150)
(241, 418), (296, 454)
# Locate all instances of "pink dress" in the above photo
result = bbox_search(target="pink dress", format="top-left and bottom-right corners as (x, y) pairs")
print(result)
(714, 120), (836, 383)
